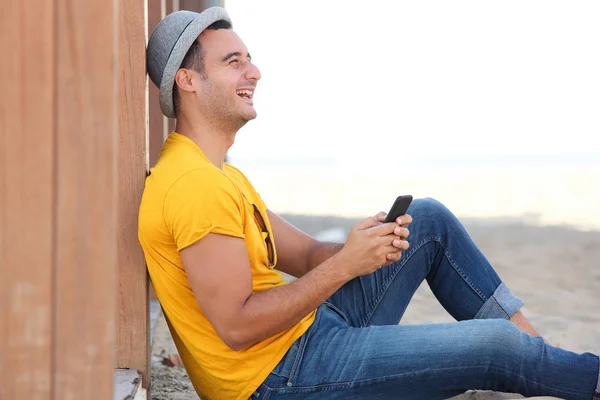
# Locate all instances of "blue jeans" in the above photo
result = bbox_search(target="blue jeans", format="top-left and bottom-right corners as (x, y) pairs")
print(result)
(251, 198), (600, 400)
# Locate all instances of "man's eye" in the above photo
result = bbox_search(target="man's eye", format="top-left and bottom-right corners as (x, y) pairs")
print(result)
(229, 59), (239, 65)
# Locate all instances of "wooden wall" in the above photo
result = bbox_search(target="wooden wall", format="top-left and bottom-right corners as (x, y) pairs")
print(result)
(117, 0), (151, 390)
(1, 0), (118, 398)
(1, 0), (224, 397)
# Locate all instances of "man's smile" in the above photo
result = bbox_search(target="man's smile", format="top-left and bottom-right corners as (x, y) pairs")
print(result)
(236, 88), (254, 103)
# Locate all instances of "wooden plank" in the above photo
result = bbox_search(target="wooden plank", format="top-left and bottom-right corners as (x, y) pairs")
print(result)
(180, 0), (201, 10)
(180, 0), (224, 11)
(147, 0), (162, 307)
(116, 0), (151, 389)
(53, 0), (118, 398)
(148, 0), (164, 168)
(0, 1), (55, 399)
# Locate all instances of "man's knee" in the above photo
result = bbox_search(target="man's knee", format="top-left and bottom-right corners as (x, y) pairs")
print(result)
(469, 319), (528, 360)
(407, 197), (456, 229)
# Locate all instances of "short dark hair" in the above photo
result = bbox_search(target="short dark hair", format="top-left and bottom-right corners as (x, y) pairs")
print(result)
(172, 19), (232, 117)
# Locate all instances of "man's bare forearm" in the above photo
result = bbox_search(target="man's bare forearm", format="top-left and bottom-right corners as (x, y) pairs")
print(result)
(307, 240), (345, 272)
(230, 251), (350, 350)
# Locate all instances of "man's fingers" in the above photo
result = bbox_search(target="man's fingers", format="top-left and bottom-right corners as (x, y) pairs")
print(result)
(381, 244), (404, 263)
(385, 251), (402, 263)
(395, 214), (413, 227)
(379, 233), (410, 250)
(369, 222), (399, 236)
(359, 213), (411, 231)
(382, 240), (408, 256)
(355, 216), (381, 230)
(391, 238), (410, 250)
(374, 211), (387, 223)
(393, 226), (410, 239)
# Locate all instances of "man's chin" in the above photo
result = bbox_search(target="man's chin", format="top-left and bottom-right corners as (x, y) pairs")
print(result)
(241, 110), (257, 122)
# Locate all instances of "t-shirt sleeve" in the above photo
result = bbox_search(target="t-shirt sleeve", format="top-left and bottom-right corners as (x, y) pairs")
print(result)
(163, 168), (245, 251)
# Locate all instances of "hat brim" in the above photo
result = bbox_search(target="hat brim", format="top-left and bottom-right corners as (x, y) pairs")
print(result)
(159, 7), (232, 119)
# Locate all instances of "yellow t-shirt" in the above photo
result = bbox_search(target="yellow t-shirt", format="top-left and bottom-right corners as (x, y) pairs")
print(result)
(138, 132), (316, 400)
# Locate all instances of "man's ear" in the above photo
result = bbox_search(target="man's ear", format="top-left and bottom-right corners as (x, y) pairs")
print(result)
(174, 69), (195, 94)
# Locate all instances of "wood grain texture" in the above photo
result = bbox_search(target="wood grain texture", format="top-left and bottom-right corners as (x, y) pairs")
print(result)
(117, 0), (151, 389)
(148, 0), (165, 168)
(180, 0), (223, 11)
(0, 1), (55, 398)
(53, 0), (118, 398)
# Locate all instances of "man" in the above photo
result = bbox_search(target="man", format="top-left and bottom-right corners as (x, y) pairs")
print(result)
(140, 6), (600, 400)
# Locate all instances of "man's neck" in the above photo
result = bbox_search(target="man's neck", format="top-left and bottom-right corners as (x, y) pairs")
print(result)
(175, 114), (237, 170)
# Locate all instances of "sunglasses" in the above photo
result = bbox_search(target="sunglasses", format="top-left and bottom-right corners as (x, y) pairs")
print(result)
(252, 204), (275, 267)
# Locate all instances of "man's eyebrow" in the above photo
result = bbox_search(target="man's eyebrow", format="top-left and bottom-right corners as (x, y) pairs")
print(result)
(221, 52), (252, 62)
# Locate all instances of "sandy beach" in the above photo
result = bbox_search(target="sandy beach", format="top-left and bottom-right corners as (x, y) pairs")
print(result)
(151, 212), (600, 400)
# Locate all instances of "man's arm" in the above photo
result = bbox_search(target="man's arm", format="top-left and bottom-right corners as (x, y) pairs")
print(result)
(181, 233), (349, 351)
(180, 215), (407, 352)
(266, 210), (344, 279)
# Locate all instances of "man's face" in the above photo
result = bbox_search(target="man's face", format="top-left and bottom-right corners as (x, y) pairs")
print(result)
(192, 29), (261, 125)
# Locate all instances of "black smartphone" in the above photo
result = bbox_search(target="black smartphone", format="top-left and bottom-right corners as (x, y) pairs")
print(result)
(384, 195), (413, 223)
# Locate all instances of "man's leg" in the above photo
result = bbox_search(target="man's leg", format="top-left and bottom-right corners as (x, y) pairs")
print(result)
(252, 197), (600, 399)
(254, 305), (600, 399)
(327, 197), (530, 331)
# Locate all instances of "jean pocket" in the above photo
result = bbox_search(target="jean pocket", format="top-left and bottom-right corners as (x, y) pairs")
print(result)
(270, 333), (306, 381)
(324, 301), (349, 323)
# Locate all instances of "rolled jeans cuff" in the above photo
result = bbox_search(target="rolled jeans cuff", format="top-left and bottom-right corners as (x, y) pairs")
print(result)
(474, 283), (523, 320)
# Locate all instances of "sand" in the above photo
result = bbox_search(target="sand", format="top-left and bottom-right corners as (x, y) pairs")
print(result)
(150, 213), (600, 400)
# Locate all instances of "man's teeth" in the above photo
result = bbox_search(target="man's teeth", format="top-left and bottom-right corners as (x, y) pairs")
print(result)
(237, 89), (252, 98)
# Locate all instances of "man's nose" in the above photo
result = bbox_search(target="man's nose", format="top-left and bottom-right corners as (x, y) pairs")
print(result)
(245, 62), (261, 82)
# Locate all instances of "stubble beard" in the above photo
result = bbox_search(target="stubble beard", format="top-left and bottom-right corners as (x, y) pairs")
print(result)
(200, 77), (255, 133)
(210, 94), (255, 134)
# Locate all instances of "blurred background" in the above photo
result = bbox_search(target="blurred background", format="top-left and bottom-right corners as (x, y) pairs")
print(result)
(224, 0), (600, 231)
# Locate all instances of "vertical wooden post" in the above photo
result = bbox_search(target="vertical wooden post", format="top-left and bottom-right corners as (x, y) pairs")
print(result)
(180, 0), (199, 9)
(0, 2), (55, 399)
(180, 0), (224, 10)
(1, 0), (119, 398)
(117, 0), (151, 389)
(148, 0), (164, 168)
(53, 0), (118, 398)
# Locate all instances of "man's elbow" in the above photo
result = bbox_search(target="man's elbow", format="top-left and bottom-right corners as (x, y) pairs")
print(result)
(221, 328), (253, 352)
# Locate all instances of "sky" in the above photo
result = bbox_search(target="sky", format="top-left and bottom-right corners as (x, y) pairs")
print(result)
(223, 1), (600, 174)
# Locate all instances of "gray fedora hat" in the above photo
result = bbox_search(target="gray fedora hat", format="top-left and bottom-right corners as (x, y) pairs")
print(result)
(147, 6), (232, 118)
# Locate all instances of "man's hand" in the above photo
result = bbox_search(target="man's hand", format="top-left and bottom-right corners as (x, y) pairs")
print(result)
(336, 211), (412, 279)
(376, 211), (412, 266)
